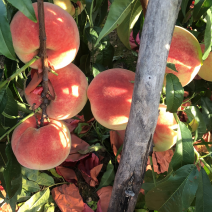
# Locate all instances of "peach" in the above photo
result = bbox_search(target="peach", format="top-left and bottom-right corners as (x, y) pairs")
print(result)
(153, 104), (178, 152)
(53, 0), (85, 16)
(197, 44), (212, 81)
(25, 63), (88, 120)
(165, 26), (202, 87)
(11, 115), (71, 170)
(10, 2), (79, 71)
(87, 68), (135, 130)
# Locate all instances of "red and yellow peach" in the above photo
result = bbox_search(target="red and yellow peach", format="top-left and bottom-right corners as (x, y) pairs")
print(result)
(10, 2), (79, 71)
(153, 104), (178, 152)
(25, 63), (88, 120)
(11, 115), (71, 170)
(165, 26), (202, 87)
(197, 44), (212, 81)
(87, 68), (135, 130)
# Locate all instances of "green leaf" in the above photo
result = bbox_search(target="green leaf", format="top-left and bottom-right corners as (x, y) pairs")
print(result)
(48, 168), (64, 180)
(79, 54), (91, 75)
(201, 96), (212, 131)
(145, 164), (199, 212)
(115, 144), (123, 162)
(0, 0), (16, 60)
(171, 121), (194, 171)
(185, 106), (206, 138)
(181, 0), (190, 16)
(74, 123), (89, 135)
(95, 0), (133, 46)
(166, 73), (184, 113)
(3, 143), (22, 199)
(117, 0), (142, 49)
(22, 176), (40, 193)
(35, 173), (54, 186)
(44, 203), (55, 212)
(4, 185), (21, 212)
(195, 168), (212, 212)
(17, 189), (31, 203)
(0, 87), (18, 128)
(18, 188), (50, 212)
(22, 167), (39, 179)
(193, 0), (212, 22)
(97, 160), (115, 190)
(92, 63), (106, 77)
(202, 8), (212, 60)
(22, 167), (54, 186)
(166, 62), (178, 72)
(94, 0), (108, 26)
(95, 41), (114, 68)
(7, 0), (37, 22)
(135, 192), (145, 209)
(87, 200), (98, 210)
(0, 190), (4, 199)
(78, 143), (105, 154)
(0, 142), (7, 187)
(0, 86), (7, 114)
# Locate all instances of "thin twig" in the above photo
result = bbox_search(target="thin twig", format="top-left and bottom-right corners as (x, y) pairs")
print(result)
(0, 56), (39, 90)
(37, 0), (50, 127)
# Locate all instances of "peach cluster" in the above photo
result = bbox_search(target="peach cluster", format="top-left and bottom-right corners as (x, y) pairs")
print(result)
(11, 2), (87, 170)
(10, 4), (206, 171)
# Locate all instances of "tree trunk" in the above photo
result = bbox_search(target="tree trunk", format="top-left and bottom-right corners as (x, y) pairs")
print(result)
(107, 0), (182, 212)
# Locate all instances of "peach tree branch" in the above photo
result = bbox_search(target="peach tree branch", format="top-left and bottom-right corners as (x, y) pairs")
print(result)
(37, 0), (49, 127)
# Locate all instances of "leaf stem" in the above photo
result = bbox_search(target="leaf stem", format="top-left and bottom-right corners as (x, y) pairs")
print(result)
(200, 158), (212, 173)
(48, 182), (68, 188)
(0, 56), (39, 90)
(0, 107), (41, 142)
(173, 113), (179, 124)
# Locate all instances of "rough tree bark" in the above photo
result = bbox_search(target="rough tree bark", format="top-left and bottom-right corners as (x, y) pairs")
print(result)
(107, 0), (182, 212)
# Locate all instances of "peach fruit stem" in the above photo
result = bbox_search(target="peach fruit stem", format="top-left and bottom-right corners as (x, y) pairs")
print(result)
(173, 113), (179, 124)
(49, 69), (58, 76)
(0, 107), (41, 142)
(0, 56), (39, 90)
(200, 158), (212, 172)
(48, 182), (68, 188)
(149, 156), (157, 187)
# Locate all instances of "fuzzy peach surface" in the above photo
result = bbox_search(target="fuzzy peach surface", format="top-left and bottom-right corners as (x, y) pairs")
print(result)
(10, 2), (79, 70)
(197, 44), (212, 81)
(165, 26), (202, 87)
(87, 68), (135, 130)
(25, 63), (88, 120)
(11, 115), (71, 170)
(153, 104), (178, 152)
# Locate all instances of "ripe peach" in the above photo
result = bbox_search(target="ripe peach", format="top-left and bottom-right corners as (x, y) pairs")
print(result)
(10, 2), (79, 71)
(11, 115), (71, 170)
(53, 0), (85, 16)
(197, 44), (212, 81)
(25, 63), (88, 120)
(165, 26), (202, 87)
(87, 68), (135, 130)
(153, 104), (178, 152)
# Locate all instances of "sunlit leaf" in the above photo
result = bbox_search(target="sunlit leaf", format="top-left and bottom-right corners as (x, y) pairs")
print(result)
(97, 160), (115, 190)
(146, 164), (199, 212)
(0, 0), (16, 60)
